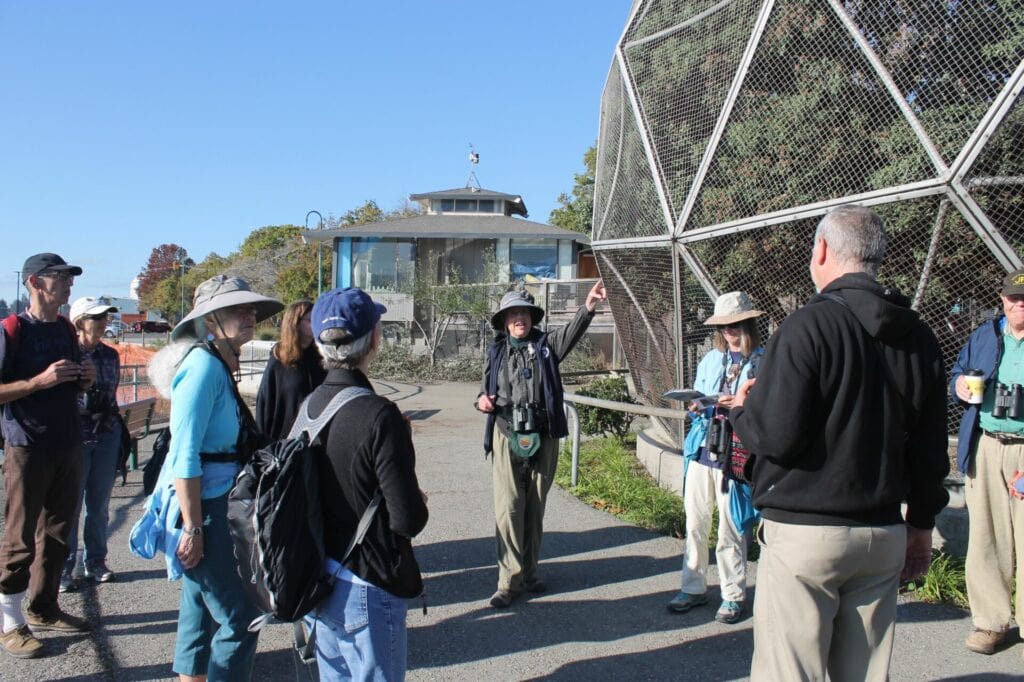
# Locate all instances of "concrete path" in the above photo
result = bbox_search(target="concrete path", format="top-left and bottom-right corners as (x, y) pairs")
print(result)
(0, 380), (1019, 680)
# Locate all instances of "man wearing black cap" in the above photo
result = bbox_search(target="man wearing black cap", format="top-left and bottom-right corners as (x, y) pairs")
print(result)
(0, 253), (95, 658)
(951, 267), (1024, 657)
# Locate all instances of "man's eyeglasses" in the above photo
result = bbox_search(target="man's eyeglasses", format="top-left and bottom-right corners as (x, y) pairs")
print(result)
(38, 270), (75, 282)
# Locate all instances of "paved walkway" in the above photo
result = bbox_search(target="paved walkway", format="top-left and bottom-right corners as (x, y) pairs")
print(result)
(0, 381), (1019, 680)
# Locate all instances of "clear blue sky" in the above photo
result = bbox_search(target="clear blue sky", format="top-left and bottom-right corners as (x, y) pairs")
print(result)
(0, 1), (629, 304)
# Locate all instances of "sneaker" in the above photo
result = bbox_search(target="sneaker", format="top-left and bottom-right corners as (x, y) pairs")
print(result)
(965, 628), (1005, 655)
(667, 591), (708, 613)
(58, 573), (78, 593)
(523, 579), (548, 594)
(25, 609), (90, 633)
(84, 564), (114, 583)
(715, 600), (744, 624)
(0, 625), (43, 659)
(489, 590), (514, 609)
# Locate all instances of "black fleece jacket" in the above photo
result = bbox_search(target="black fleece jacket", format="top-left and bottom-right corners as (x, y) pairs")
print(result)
(309, 368), (428, 598)
(730, 273), (949, 529)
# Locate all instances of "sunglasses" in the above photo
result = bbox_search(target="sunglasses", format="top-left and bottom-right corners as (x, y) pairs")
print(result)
(38, 270), (75, 282)
(85, 313), (110, 321)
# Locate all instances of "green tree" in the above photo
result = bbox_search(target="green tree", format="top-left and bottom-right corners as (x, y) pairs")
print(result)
(237, 225), (301, 259)
(0, 299), (9, 318)
(549, 145), (596, 234)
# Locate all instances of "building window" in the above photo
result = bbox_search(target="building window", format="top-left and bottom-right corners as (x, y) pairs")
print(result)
(455, 199), (475, 212)
(478, 199), (495, 212)
(510, 240), (557, 280)
(440, 199), (455, 212)
(351, 238), (415, 292)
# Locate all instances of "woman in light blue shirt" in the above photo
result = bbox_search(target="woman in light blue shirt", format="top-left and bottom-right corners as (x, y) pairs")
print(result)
(167, 275), (281, 682)
(668, 291), (764, 625)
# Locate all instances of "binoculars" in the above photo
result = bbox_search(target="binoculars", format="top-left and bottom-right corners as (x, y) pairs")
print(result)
(993, 382), (1024, 420)
(511, 405), (537, 433)
(707, 412), (733, 462)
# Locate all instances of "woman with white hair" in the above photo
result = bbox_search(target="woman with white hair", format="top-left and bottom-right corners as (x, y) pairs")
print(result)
(667, 291), (764, 625)
(304, 287), (428, 681)
(162, 275), (282, 682)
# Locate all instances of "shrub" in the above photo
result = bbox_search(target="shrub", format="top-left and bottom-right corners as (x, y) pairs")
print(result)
(575, 376), (634, 441)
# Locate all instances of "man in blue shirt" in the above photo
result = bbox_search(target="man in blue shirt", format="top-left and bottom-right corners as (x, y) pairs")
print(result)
(0, 254), (95, 659)
(951, 267), (1024, 656)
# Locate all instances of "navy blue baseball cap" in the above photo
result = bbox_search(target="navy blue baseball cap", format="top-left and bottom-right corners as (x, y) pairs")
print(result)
(312, 287), (387, 342)
(22, 253), (82, 281)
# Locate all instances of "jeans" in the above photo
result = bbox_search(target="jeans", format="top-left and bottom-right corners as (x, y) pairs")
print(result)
(173, 493), (261, 681)
(65, 425), (121, 574)
(310, 559), (409, 682)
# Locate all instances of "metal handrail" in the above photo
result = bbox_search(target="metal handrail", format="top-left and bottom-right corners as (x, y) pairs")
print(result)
(562, 392), (686, 487)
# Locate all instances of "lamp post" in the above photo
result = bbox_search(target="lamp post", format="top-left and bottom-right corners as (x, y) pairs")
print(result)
(13, 271), (21, 314)
(306, 210), (324, 296)
(175, 250), (190, 321)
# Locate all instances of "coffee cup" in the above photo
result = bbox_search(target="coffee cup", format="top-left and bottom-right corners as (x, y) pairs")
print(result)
(965, 370), (985, 405)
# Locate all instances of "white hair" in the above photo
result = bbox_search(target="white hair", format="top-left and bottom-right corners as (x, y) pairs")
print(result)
(316, 324), (378, 369)
(814, 205), (887, 276)
(148, 340), (197, 398)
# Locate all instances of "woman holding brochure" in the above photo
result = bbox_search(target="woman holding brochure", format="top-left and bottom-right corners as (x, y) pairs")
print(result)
(666, 291), (764, 625)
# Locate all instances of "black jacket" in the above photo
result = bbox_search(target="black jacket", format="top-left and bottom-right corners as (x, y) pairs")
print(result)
(255, 345), (327, 441)
(309, 368), (428, 598)
(731, 273), (949, 529)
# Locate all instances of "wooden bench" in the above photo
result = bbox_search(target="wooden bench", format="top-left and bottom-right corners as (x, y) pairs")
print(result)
(118, 397), (158, 477)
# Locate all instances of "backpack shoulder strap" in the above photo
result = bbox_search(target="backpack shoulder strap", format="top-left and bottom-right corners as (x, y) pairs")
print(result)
(289, 386), (374, 442)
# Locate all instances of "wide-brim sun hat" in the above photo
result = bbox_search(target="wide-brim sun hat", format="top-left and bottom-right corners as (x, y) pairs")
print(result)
(703, 291), (765, 326)
(69, 296), (118, 324)
(491, 290), (545, 331)
(171, 275), (283, 341)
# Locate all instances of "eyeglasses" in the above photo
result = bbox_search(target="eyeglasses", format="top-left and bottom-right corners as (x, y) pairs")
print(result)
(85, 313), (110, 321)
(38, 270), (75, 282)
(717, 323), (741, 331)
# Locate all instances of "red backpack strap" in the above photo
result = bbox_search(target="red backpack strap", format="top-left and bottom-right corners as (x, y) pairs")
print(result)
(2, 314), (20, 348)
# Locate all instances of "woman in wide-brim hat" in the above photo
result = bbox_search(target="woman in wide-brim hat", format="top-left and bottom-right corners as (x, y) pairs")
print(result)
(166, 275), (282, 681)
(667, 290), (764, 626)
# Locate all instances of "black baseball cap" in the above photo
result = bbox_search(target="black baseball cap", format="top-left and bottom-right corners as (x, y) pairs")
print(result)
(22, 253), (83, 282)
(1001, 268), (1024, 297)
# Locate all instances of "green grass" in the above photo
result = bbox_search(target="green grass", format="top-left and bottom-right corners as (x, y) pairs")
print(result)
(556, 435), (685, 538)
(903, 552), (969, 609)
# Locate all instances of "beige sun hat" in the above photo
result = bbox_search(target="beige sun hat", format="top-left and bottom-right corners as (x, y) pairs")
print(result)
(171, 275), (283, 341)
(703, 291), (765, 326)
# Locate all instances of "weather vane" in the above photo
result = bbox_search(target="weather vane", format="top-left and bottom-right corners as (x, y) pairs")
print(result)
(466, 143), (481, 190)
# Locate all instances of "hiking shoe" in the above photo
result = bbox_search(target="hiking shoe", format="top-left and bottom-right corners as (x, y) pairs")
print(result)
(84, 564), (114, 583)
(489, 590), (514, 609)
(715, 600), (744, 624)
(0, 625), (43, 659)
(523, 579), (548, 594)
(25, 609), (90, 633)
(667, 591), (708, 613)
(965, 628), (1005, 655)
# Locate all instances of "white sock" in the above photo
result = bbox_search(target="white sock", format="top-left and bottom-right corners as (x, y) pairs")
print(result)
(0, 591), (26, 633)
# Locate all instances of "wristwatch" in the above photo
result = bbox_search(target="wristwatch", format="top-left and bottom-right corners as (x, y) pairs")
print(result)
(184, 526), (203, 537)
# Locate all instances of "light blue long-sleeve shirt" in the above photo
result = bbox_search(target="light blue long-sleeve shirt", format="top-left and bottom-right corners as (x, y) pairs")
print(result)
(168, 346), (242, 499)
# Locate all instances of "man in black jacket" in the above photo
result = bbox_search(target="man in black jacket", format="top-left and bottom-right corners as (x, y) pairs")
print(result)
(731, 206), (949, 681)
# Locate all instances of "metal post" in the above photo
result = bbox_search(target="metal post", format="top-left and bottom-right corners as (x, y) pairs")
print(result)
(13, 271), (20, 314)
(306, 210), (324, 295)
(132, 367), (139, 402)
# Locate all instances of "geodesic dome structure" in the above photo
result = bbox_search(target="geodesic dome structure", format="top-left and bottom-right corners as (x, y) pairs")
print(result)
(594, 0), (1024, 439)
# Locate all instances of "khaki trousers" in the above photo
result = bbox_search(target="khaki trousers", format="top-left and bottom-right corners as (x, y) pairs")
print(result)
(964, 432), (1024, 632)
(751, 520), (906, 682)
(680, 461), (747, 601)
(492, 428), (559, 592)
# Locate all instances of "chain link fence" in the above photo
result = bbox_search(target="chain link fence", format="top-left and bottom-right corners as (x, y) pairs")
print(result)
(595, 0), (1024, 439)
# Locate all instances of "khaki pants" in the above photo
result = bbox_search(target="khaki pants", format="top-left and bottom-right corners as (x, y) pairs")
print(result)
(491, 428), (559, 592)
(680, 461), (747, 601)
(964, 433), (1024, 632)
(751, 519), (906, 682)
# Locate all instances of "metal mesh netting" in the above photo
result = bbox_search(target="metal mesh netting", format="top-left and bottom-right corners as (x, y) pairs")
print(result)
(622, 0), (763, 221)
(841, 0), (1024, 164)
(594, 0), (1024, 436)
(689, 0), (936, 228)
(598, 246), (681, 437)
(593, 65), (670, 242)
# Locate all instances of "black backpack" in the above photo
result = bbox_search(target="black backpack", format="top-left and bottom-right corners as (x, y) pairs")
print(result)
(227, 385), (372, 626)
